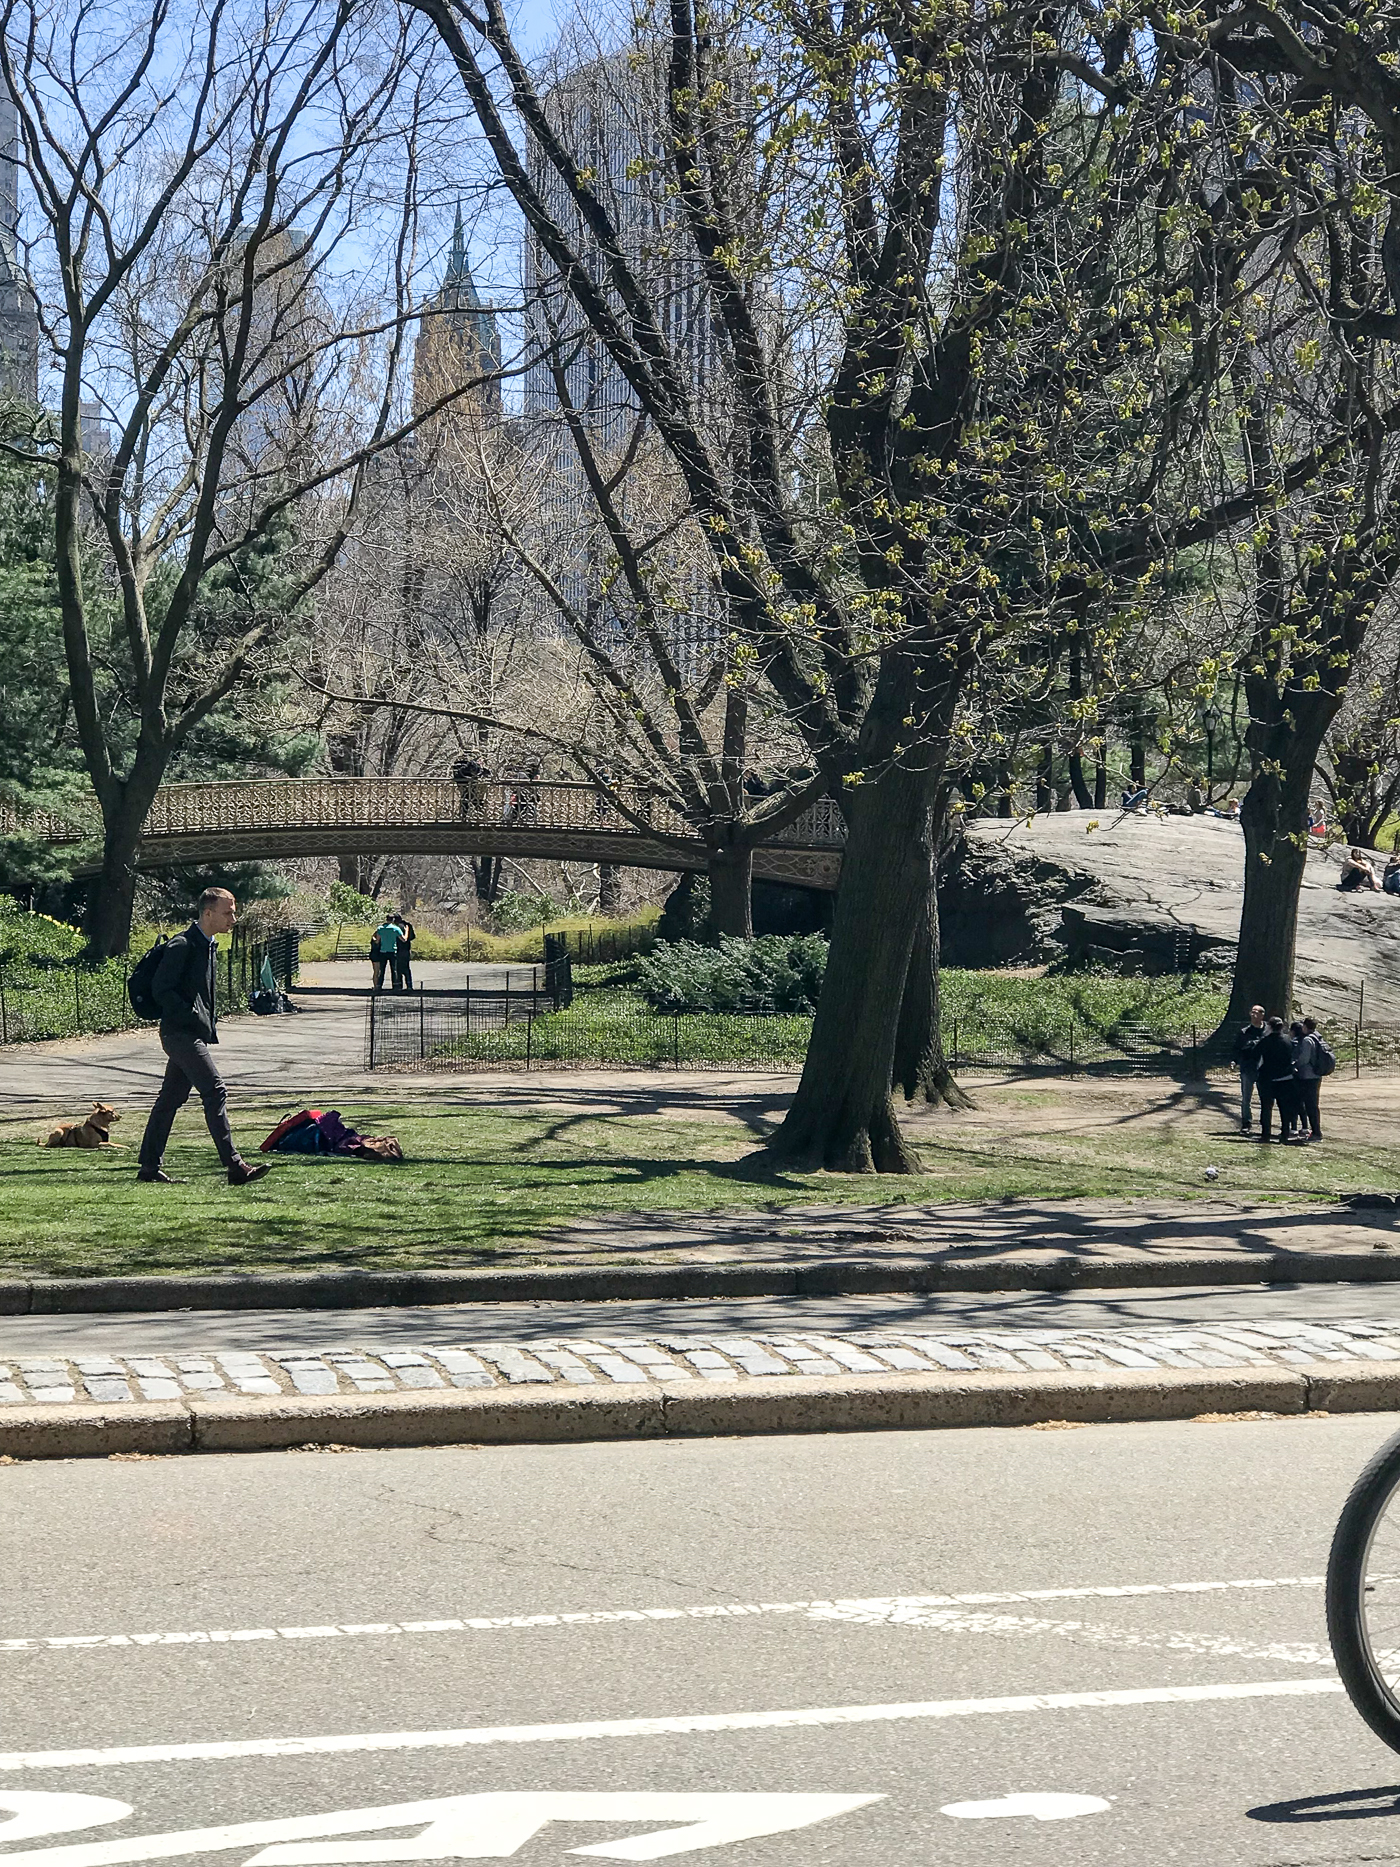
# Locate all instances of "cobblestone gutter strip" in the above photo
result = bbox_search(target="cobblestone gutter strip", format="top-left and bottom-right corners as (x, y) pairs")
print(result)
(6, 1364), (1400, 1458)
(5, 1245), (1400, 1315)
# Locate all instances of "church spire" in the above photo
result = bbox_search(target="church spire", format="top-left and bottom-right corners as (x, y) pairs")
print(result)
(445, 201), (469, 292)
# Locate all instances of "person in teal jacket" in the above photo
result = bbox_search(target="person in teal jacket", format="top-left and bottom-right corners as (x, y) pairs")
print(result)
(373, 917), (402, 991)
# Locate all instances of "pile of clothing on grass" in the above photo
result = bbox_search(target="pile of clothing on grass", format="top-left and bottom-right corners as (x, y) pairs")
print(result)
(260, 1108), (404, 1163)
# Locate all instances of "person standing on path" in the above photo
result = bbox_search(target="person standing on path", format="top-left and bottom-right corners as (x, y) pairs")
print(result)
(392, 914), (416, 991)
(137, 888), (272, 1186)
(1231, 1004), (1267, 1132)
(1257, 1015), (1300, 1143)
(373, 916), (403, 991)
(1296, 1016), (1328, 1142)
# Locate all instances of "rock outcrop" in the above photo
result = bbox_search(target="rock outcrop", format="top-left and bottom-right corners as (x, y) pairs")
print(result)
(940, 809), (1400, 1021)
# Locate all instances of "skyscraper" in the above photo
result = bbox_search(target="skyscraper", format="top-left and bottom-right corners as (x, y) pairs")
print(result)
(0, 90), (38, 404)
(521, 49), (727, 661)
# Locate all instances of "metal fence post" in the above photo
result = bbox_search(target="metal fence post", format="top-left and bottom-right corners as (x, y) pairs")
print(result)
(368, 993), (377, 1070)
(526, 1014), (533, 1070)
(74, 962), (81, 1033)
(1192, 1025), (1199, 1077)
(504, 970), (511, 1026)
(0, 959), (7, 1045)
(1356, 1023), (1362, 1079)
(673, 1012), (681, 1068)
(419, 984), (425, 1062)
(952, 1017), (959, 1073)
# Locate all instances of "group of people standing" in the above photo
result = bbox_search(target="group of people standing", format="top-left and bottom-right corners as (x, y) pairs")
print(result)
(1231, 1005), (1335, 1144)
(370, 914), (416, 992)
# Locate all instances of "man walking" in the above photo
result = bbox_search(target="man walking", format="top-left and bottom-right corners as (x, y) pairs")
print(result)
(137, 887), (272, 1186)
(1231, 1004), (1267, 1133)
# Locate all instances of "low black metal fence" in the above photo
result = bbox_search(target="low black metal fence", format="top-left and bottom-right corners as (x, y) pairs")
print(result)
(366, 995), (812, 1072)
(366, 1002), (1400, 1077)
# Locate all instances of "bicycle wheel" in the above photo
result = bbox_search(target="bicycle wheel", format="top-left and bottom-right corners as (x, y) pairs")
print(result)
(1327, 1425), (1400, 1751)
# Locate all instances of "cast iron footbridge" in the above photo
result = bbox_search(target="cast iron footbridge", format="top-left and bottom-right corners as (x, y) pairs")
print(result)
(4, 779), (846, 889)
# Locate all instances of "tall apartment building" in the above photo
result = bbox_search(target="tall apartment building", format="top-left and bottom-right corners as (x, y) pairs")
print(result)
(0, 90), (37, 404)
(521, 49), (728, 663)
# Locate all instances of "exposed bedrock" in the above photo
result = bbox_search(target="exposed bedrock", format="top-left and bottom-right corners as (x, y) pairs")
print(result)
(939, 809), (1400, 1022)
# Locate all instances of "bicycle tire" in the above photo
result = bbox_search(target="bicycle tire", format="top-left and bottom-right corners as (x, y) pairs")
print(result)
(1327, 1424), (1400, 1751)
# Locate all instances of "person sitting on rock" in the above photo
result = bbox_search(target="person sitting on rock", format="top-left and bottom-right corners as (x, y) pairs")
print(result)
(1339, 847), (1381, 892)
(1120, 786), (1149, 811)
(1384, 853), (1400, 896)
(1309, 800), (1327, 837)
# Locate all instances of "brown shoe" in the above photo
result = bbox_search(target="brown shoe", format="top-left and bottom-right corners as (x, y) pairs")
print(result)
(228, 1160), (272, 1187)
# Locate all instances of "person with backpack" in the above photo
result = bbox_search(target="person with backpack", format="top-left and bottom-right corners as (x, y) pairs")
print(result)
(1230, 1004), (1268, 1132)
(133, 887), (271, 1186)
(1295, 1015), (1336, 1141)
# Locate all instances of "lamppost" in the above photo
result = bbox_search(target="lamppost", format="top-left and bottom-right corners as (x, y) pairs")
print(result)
(1202, 701), (1222, 788)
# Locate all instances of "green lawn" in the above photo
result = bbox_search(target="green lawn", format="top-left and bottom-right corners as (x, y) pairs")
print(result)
(1, 1087), (1394, 1278)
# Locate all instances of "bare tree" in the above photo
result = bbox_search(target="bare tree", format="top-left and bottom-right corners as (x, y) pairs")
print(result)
(1, 0), (473, 953)
(410, 0), (1305, 1169)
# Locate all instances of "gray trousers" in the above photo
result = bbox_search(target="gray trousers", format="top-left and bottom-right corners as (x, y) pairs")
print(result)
(1239, 1065), (1259, 1125)
(139, 1030), (238, 1172)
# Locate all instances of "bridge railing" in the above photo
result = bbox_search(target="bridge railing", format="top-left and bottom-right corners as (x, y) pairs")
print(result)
(2, 779), (848, 849)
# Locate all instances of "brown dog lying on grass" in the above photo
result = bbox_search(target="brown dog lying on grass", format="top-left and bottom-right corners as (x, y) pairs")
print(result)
(44, 1102), (125, 1149)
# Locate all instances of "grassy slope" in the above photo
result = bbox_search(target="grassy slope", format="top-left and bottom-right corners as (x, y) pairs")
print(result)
(2, 1085), (1394, 1277)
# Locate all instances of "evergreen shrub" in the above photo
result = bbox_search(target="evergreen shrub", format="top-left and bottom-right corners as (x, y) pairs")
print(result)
(635, 934), (828, 1013)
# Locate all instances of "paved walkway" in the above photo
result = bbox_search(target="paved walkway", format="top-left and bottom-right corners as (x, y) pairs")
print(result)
(0, 961), (524, 1111)
(4, 1316), (1397, 1407)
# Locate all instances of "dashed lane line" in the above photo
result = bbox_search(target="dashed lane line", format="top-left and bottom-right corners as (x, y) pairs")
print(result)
(0, 1679), (1346, 1776)
(0, 1574), (1325, 1656)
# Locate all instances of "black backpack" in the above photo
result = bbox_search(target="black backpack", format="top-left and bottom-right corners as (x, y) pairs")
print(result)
(1314, 1036), (1337, 1076)
(127, 935), (171, 1021)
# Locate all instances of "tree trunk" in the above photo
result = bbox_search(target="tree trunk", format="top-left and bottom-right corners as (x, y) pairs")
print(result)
(1218, 764), (1312, 1029)
(1036, 746), (1053, 810)
(893, 834), (972, 1109)
(597, 863), (621, 915)
(768, 765), (935, 1171)
(1068, 750), (1093, 808)
(83, 798), (149, 958)
(708, 845), (754, 938)
(1094, 749), (1107, 810)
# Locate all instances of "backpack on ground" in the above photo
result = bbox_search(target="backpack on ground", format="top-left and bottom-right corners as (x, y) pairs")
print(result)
(127, 935), (171, 1022)
(1314, 1036), (1337, 1076)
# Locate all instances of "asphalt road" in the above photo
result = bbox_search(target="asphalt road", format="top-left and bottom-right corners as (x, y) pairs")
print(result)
(7, 1280), (1400, 1354)
(3, 1415), (1400, 1864)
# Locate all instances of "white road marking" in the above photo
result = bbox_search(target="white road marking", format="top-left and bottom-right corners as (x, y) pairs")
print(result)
(0, 1798), (133, 1843)
(809, 1603), (1329, 1666)
(0, 1679), (1345, 1774)
(0, 1574), (1325, 1657)
(940, 1793), (1110, 1822)
(0, 1794), (882, 1865)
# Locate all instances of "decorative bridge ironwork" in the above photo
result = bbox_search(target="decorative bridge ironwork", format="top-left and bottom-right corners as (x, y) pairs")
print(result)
(5, 779), (847, 889)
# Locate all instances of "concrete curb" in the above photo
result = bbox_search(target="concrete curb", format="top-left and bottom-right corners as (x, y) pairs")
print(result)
(4, 1361), (1398, 1459)
(4, 1245), (1400, 1316)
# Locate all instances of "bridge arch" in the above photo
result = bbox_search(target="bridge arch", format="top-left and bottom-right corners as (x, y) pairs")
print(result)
(7, 779), (846, 890)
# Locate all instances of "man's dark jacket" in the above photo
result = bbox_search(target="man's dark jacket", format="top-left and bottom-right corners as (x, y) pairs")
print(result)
(1257, 1029), (1295, 1083)
(151, 923), (219, 1044)
(1231, 1021), (1267, 1070)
